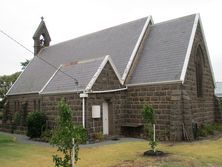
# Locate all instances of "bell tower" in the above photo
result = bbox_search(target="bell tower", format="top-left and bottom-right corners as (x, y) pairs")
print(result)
(33, 17), (51, 56)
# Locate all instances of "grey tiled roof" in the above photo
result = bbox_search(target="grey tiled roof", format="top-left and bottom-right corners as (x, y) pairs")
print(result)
(40, 57), (105, 94)
(7, 56), (56, 95)
(7, 14), (197, 95)
(7, 17), (147, 95)
(128, 14), (196, 84)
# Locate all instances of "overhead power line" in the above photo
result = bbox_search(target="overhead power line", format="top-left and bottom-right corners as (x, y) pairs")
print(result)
(0, 29), (33, 54)
(0, 29), (78, 85)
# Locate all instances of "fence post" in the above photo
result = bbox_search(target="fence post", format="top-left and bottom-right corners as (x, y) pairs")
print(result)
(72, 138), (75, 167)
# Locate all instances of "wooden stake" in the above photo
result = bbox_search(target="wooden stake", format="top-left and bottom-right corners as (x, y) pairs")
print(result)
(72, 138), (75, 167)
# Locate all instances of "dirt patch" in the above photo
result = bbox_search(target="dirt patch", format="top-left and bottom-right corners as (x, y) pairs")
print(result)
(143, 150), (166, 157)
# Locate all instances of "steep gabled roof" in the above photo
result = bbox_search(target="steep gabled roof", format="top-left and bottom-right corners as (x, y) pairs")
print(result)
(39, 55), (122, 94)
(127, 14), (215, 86)
(39, 57), (104, 94)
(7, 17), (148, 95)
(7, 14), (214, 95)
(127, 14), (196, 85)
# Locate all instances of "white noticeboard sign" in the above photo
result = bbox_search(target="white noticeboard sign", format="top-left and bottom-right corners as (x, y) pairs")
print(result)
(92, 105), (101, 118)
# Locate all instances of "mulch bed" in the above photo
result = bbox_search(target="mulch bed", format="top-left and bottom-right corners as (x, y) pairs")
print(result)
(143, 150), (166, 157)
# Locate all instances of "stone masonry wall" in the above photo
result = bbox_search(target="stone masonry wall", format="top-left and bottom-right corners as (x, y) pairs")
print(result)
(86, 91), (126, 139)
(1, 94), (40, 133)
(214, 97), (222, 122)
(183, 23), (215, 130)
(87, 61), (126, 138)
(41, 93), (82, 128)
(91, 62), (124, 91)
(126, 83), (182, 141)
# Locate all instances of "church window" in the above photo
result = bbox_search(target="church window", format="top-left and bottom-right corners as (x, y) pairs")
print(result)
(195, 45), (204, 97)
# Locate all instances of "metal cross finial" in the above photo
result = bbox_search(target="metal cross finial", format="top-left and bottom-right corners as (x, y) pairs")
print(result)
(41, 16), (44, 21)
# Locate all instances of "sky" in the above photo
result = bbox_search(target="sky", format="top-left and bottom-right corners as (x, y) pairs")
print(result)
(0, 0), (221, 81)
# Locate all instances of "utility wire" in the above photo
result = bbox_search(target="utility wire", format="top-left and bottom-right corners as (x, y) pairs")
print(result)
(0, 29), (33, 54)
(0, 29), (78, 85)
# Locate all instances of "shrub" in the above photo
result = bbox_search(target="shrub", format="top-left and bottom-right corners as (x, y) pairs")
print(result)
(75, 126), (88, 144)
(0, 111), (3, 120)
(11, 112), (22, 133)
(13, 112), (21, 125)
(219, 98), (222, 112)
(27, 111), (46, 138)
(41, 129), (53, 142)
(211, 123), (222, 132)
(93, 132), (104, 142)
(197, 124), (216, 137)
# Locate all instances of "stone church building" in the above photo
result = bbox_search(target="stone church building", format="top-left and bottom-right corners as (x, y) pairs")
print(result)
(3, 14), (218, 140)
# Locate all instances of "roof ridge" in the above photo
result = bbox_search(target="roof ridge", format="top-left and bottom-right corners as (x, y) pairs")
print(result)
(44, 17), (148, 50)
(62, 56), (105, 67)
(152, 13), (197, 26)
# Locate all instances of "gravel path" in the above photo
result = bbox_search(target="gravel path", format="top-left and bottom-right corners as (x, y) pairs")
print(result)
(0, 131), (145, 148)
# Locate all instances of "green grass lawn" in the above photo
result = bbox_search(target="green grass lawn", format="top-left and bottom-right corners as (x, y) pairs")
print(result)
(0, 134), (56, 167)
(0, 133), (222, 167)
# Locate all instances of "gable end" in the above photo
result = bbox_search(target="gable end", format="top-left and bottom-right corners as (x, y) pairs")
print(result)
(86, 55), (123, 92)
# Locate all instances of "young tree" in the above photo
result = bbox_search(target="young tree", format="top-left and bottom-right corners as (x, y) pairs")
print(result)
(0, 72), (21, 109)
(142, 104), (157, 152)
(20, 59), (30, 70)
(50, 99), (87, 167)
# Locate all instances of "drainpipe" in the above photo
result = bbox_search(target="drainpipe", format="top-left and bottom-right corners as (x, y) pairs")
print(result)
(79, 92), (88, 128)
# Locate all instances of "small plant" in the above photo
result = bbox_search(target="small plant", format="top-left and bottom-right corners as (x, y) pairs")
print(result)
(197, 123), (222, 137)
(20, 103), (28, 126)
(50, 99), (87, 167)
(26, 111), (46, 138)
(40, 129), (53, 142)
(0, 110), (3, 120)
(93, 132), (104, 142)
(142, 104), (157, 153)
(11, 112), (22, 133)
(219, 98), (222, 112)
(75, 126), (88, 144)
(13, 112), (21, 125)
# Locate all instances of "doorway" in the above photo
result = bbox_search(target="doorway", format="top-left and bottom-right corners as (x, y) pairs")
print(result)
(102, 102), (113, 135)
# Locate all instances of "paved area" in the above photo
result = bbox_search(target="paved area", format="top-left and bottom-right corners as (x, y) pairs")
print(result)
(0, 131), (145, 148)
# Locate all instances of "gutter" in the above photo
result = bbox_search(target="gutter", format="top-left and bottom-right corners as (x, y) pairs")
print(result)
(127, 80), (182, 87)
(87, 87), (128, 94)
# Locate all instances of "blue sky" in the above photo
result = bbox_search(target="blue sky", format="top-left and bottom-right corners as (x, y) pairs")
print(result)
(0, 0), (221, 81)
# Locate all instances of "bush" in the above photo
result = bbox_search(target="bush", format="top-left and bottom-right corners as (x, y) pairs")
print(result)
(0, 111), (3, 120)
(27, 111), (46, 138)
(75, 126), (88, 144)
(11, 112), (22, 133)
(13, 112), (21, 125)
(41, 129), (53, 142)
(219, 98), (222, 112)
(93, 132), (104, 142)
(197, 123), (222, 137)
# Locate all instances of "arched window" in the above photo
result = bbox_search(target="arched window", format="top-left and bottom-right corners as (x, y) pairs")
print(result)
(195, 45), (204, 97)
(39, 34), (45, 47)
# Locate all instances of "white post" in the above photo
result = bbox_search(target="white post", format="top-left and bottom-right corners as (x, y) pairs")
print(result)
(80, 93), (88, 128)
(82, 97), (85, 128)
(153, 124), (156, 152)
(72, 138), (75, 167)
